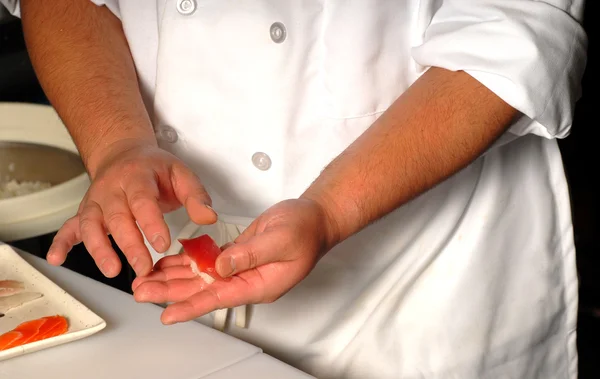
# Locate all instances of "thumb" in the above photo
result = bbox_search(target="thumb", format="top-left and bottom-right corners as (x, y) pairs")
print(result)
(170, 162), (218, 225)
(215, 231), (287, 277)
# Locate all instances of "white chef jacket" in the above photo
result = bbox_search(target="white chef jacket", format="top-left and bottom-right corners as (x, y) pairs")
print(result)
(2, 1), (588, 378)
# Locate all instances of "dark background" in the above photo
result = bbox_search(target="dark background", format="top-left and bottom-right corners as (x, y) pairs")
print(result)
(1, 3), (598, 377)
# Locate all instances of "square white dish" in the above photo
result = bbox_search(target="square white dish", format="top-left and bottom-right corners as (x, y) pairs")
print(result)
(0, 244), (106, 361)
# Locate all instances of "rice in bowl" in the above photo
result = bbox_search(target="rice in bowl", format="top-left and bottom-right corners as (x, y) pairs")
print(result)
(0, 179), (52, 199)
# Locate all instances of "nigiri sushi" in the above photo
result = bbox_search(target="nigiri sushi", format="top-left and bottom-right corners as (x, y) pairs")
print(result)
(0, 280), (25, 298)
(179, 234), (230, 284)
(179, 235), (245, 330)
(0, 315), (68, 351)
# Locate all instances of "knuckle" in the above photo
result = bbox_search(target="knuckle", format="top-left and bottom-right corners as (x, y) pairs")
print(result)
(58, 218), (77, 235)
(78, 215), (96, 234)
(104, 211), (129, 230)
(191, 184), (209, 197)
(165, 284), (177, 301)
(205, 288), (223, 307)
(207, 287), (222, 302)
(171, 161), (190, 177)
(91, 177), (113, 192)
(66, 215), (80, 224)
(82, 237), (105, 254)
(119, 240), (140, 256)
(128, 192), (155, 215)
(172, 164), (206, 191)
(245, 248), (259, 269)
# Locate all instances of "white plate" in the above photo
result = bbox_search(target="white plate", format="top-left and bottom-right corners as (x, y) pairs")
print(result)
(0, 102), (90, 241)
(0, 244), (106, 361)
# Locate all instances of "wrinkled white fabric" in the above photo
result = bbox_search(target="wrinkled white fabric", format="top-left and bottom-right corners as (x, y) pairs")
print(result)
(2, 1), (587, 377)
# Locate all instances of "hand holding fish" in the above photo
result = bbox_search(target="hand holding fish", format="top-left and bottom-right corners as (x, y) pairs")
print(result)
(131, 199), (337, 324)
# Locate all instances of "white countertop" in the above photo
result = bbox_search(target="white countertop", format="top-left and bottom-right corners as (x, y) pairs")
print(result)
(0, 247), (314, 379)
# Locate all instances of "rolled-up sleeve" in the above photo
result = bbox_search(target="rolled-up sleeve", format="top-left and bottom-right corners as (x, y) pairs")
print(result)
(90, 0), (121, 19)
(411, 0), (588, 139)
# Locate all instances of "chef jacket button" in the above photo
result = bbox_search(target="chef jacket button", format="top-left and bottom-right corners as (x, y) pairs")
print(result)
(156, 125), (178, 143)
(270, 22), (286, 44)
(252, 152), (272, 171)
(177, 0), (196, 15)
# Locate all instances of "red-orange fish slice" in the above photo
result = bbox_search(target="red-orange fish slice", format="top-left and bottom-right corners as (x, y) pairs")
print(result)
(0, 318), (45, 349)
(0, 331), (23, 351)
(34, 316), (69, 341)
(16, 317), (50, 345)
(0, 315), (69, 351)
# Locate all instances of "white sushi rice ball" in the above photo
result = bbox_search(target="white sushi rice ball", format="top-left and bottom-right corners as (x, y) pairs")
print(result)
(189, 259), (216, 284)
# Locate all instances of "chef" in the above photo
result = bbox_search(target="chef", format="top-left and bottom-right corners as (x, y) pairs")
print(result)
(1, 0), (588, 378)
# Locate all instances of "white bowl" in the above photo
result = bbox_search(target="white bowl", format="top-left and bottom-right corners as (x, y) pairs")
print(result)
(0, 102), (90, 241)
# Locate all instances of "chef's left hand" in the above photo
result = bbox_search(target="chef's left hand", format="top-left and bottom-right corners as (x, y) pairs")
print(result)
(131, 198), (339, 324)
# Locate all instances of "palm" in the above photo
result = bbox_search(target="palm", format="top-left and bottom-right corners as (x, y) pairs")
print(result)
(132, 199), (328, 324)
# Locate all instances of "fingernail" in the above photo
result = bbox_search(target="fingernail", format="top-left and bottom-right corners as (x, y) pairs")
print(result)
(220, 256), (235, 277)
(131, 256), (138, 268)
(46, 249), (56, 261)
(100, 258), (116, 277)
(152, 234), (167, 252)
(161, 313), (175, 325)
(133, 289), (147, 302)
(205, 204), (217, 215)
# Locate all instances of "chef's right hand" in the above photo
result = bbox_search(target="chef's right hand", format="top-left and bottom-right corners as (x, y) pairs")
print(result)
(46, 140), (217, 278)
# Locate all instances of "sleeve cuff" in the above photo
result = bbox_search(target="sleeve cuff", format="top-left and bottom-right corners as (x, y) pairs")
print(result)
(411, 0), (588, 139)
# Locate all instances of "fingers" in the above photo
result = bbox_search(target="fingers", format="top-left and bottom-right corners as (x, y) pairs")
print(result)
(125, 172), (171, 254)
(79, 200), (122, 278)
(146, 261), (306, 324)
(102, 193), (153, 277)
(47, 216), (82, 266)
(132, 255), (267, 324)
(160, 277), (260, 324)
(170, 163), (217, 225)
(155, 254), (191, 270)
(233, 222), (257, 244)
(134, 277), (207, 304)
(215, 231), (287, 277)
(131, 264), (196, 291)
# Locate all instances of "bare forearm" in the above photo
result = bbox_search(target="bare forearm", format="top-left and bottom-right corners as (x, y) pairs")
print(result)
(20, 0), (156, 178)
(302, 67), (517, 247)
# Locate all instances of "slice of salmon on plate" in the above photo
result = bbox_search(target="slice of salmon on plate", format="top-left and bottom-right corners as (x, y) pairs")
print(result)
(0, 244), (106, 361)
